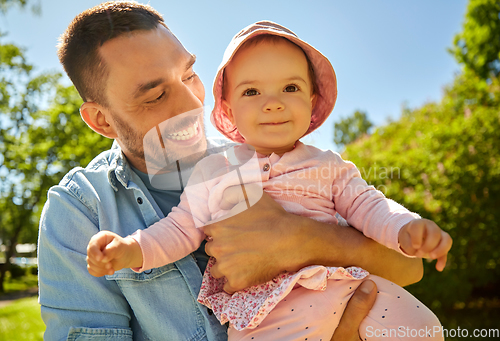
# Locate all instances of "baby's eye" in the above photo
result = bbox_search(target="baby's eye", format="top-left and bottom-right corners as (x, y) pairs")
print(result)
(284, 84), (299, 93)
(243, 89), (259, 96)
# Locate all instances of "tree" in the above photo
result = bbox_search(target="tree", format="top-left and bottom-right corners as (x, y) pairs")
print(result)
(343, 71), (500, 308)
(0, 1), (112, 291)
(342, 0), (500, 327)
(0, 0), (40, 14)
(333, 110), (373, 148)
(450, 0), (500, 79)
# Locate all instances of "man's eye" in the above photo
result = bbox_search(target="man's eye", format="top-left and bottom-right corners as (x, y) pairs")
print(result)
(146, 92), (165, 104)
(284, 84), (299, 92)
(243, 89), (259, 96)
(183, 72), (198, 82)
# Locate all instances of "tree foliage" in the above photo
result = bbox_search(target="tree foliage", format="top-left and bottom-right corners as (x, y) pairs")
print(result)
(342, 0), (500, 328)
(0, 64), (113, 291)
(0, 2), (112, 291)
(450, 0), (500, 79)
(0, 0), (39, 14)
(343, 72), (500, 308)
(333, 110), (373, 148)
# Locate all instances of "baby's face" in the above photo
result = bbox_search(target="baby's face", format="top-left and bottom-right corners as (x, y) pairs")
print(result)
(222, 38), (315, 155)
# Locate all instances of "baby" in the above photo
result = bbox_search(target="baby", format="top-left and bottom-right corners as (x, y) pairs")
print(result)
(87, 21), (451, 340)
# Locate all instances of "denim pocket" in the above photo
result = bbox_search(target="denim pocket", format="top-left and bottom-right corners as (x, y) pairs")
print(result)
(105, 263), (207, 341)
(67, 327), (133, 340)
(105, 263), (180, 282)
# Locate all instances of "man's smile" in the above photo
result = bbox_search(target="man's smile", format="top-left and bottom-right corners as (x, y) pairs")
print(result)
(165, 121), (200, 140)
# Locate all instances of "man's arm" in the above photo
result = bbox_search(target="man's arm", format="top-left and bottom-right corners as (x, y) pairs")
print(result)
(203, 192), (423, 293)
(38, 185), (133, 340)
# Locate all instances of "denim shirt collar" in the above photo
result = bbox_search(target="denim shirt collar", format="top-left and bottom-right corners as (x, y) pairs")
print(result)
(106, 137), (235, 192)
(107, 141), (133, 192)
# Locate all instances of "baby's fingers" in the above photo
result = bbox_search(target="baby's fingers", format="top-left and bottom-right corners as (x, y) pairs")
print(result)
(86, 256), (113, 277)
(435, 254), (448, 272)
(429, 231), (453, 258)
(430, 232), (453, 272)
(87, 236), (106, 262)
(408, 222), (425, 250)
(101, 236), (126, 262)
(417, 226), (442, 256)
(87, 231), (119, 261)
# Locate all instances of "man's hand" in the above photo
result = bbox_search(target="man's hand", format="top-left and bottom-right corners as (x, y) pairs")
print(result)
(86, 231), (143, 277)
(203, 188), (424, 293)
(331, 280), (377, 341)
(203, 191), (300, 294)
(398, 218), (452, 271)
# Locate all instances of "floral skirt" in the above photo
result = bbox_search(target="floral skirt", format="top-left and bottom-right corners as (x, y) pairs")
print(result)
(197, 257), (369, 330)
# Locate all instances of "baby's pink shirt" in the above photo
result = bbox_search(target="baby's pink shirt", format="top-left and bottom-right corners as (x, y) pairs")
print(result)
(131, 141), (419, 271)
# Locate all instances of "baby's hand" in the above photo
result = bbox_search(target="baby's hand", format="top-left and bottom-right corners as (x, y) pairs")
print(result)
(86, 231), (143, 277)
(398, 219), (452, 271)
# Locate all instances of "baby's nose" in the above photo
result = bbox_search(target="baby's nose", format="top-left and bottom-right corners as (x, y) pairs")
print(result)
(264, 97), (284, 111)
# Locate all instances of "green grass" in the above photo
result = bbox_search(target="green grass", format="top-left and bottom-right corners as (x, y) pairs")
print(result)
(0, 272), (497, 340)
(0, 296), (44, 340)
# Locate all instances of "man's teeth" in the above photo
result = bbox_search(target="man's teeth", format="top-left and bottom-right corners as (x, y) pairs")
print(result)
(166, 121), (199, 140)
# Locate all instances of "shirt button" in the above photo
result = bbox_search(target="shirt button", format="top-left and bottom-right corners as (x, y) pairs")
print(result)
(263, 163), (270, 172)
(207, 308), (213, 315)
(137, 197), (143, 204)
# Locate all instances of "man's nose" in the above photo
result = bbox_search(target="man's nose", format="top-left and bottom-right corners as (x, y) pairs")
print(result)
(264, 96), (284, 112)
(171, 83), (203, 117)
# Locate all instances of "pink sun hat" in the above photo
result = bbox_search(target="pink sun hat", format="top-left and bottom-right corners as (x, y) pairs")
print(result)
(210, 20), (337, 143)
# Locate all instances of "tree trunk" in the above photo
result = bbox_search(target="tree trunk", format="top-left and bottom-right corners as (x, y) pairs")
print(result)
(0, 222), (23, 293)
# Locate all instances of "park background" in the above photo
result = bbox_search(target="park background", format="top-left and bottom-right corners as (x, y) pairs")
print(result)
(0, 0), (499, 339)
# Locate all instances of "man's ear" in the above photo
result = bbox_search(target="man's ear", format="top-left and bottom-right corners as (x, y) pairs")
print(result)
(221, 99), (235, 125)
(80, 102), (118, 139)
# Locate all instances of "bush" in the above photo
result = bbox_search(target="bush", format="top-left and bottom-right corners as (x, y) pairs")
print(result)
(8, 264), (26, 279)
(28, 266), (38, 276)
(343, 72), (500, 310)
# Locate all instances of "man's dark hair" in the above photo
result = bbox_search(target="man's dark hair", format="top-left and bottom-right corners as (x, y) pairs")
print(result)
(57, 1), (167, 106)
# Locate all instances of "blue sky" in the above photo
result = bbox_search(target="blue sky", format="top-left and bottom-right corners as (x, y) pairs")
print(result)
(1, 0), (468, 152)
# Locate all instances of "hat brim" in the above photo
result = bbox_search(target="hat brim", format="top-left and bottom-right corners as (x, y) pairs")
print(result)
(211, 21), (337, 143)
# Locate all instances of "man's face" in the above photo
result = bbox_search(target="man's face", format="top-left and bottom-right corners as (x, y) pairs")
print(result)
(98, 25), (207, 173)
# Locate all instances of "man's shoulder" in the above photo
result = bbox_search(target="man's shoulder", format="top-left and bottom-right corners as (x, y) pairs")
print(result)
(42, 147), (119, 218)
(57, 147), (119, 193)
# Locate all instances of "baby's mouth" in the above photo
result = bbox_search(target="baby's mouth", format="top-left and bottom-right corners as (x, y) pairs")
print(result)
(261, 121), (289, 125)
(165, 121), (200, 140)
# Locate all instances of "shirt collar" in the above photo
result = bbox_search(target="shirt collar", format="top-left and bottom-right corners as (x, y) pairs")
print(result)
(107, 141), (132, 191)
(106, 137), (238, 192)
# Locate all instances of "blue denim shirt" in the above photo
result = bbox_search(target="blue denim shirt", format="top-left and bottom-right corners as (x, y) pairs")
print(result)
(38, 142), (228, 341)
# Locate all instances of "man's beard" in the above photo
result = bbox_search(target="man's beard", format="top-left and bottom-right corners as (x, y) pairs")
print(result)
(110, 110), (208, 175)
(110, 110), (145, 161)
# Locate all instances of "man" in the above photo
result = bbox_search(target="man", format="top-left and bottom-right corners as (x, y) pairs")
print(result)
(38, 2), (422, 340)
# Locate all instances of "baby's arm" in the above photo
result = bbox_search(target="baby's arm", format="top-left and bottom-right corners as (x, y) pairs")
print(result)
(332, 155), (452, 269)
(86, 204), (207, 277)
(86, 160), (214, 276)
(398, 218), (452, 271)
(86, 193), (207, 276)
